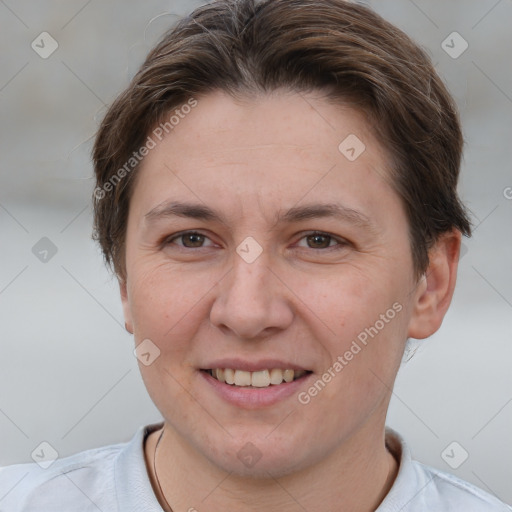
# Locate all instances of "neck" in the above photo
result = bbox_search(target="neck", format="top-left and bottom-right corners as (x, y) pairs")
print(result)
(144, 422), (398, 512)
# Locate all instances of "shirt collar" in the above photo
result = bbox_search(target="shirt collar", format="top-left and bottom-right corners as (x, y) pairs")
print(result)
(114, 421), (165, 511)
(377, 426), (427, 510)
(114, 422), (417, 511)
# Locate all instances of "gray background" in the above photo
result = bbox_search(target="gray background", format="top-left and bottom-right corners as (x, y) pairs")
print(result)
(1, 0), (511, 506)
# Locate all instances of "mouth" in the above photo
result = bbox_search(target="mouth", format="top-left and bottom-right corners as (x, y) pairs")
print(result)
(202, 368), (311, 387)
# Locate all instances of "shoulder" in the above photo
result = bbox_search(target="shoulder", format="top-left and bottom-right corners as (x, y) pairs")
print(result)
(381, 427), (511, 511)
(0, 440), (126, 511)
(411, 460), (511, 511)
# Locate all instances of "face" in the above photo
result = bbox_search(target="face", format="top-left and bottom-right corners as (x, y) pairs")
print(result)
(120, 89), (423, 477)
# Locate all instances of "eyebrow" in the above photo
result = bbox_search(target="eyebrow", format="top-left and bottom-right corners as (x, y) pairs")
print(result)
(144, 200), (376, 231)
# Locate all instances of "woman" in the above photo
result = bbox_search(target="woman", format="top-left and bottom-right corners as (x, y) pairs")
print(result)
(1, 0), (509, 510)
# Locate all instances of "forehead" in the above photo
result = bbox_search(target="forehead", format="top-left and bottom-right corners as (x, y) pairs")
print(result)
(129, 89), (399, 227)
(152, 90), (377, 163)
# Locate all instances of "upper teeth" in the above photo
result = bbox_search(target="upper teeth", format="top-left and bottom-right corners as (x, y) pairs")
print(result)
(210, 368), (307, 387)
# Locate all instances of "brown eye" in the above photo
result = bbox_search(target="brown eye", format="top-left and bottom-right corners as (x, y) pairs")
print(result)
(306, 233), (333, 249)
(181, 233), (205, 247)
(166, 231), (213, 249)
(294, 231), (349, 253)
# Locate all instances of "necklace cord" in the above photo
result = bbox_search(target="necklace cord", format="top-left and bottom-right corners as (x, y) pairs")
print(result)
(152, 426), (395, 511)
(153, 426), (174, 512)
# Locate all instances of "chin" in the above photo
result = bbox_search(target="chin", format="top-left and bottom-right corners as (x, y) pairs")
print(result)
(200, 429), (317, 479)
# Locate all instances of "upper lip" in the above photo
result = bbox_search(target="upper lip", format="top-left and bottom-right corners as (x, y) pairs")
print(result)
(201, 358), (311, 372)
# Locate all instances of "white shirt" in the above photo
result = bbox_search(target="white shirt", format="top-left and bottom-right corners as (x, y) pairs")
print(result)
(1, 422), (509, 511)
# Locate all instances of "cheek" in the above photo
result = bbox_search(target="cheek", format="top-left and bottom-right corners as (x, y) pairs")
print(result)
(302, 268), (408, 386)
(131, 260), (184, 306)
(303, 269), (397, 338)
(128, 263), (210, 352)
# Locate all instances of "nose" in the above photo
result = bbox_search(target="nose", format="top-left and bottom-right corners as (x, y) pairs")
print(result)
(209, 252), (294, 340)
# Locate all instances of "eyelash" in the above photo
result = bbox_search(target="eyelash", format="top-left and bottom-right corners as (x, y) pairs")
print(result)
(164, 230), (348, 251)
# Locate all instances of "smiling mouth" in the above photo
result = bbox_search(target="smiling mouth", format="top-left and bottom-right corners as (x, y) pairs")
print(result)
(203, 368), (311, 387)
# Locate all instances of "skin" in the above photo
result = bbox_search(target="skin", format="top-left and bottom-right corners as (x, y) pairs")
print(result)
(119, 89), (461, 511)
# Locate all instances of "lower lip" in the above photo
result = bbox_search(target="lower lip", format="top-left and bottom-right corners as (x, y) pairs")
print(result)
(200, 370), (312, 409)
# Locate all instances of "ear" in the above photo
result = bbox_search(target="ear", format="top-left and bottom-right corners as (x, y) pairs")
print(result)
(407, 230), (462, 339)
(119, 278), (134, 334)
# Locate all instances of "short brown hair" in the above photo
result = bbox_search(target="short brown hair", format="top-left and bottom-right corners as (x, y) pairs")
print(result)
(92, 0), (472, 282)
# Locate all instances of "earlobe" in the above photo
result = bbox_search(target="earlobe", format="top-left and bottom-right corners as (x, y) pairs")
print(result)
(119, 279), (134, 334)
(407, 230), (462, 340)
